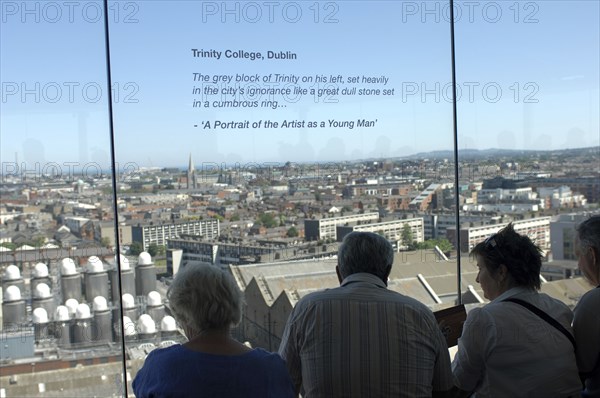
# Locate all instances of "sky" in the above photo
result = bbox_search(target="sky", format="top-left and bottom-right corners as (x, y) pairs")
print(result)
(1, 0), (599, 170)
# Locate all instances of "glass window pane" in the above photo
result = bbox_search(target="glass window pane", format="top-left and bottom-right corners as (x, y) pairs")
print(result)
(106, 1), (457, 374)
(1, 2), (126, 396)
(455, 0), (599, 303)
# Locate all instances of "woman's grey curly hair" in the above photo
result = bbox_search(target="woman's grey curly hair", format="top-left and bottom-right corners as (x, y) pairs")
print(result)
(167, 264), (243, 333)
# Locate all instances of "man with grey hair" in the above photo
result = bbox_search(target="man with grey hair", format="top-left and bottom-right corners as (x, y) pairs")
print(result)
(279, 232), (454, 397)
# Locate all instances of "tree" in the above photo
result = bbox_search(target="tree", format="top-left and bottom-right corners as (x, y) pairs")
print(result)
(287, 226), (299, 237)
(0, 242), (16, 251)
(147, 243), (158, 257)
(32, 236), (46, 247)
(401, 224), (413, 248)
(130, 241), (143, 256)
(100, 237), (112, 248)
(434, 238), (454, 253)
(258, 213), (278, 228)
(414, 238), (454, 253)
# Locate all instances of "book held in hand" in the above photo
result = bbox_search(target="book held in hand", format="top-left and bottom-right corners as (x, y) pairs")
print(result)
(434, 304), (466, 347)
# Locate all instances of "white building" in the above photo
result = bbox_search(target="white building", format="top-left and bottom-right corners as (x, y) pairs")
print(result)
(132, 219), (220, 250)
(304, 212), (379, 241)
(538, 186), (587, 209)
(550, 212), (599, 261)
(462, 203), (539, 213)
(447, 217), (552, 254)
(336, 217), (424, 248)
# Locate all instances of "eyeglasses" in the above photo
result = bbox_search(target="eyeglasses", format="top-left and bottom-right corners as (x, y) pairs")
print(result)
(484, 233), (506, 262)
(484, 234), (499, 248)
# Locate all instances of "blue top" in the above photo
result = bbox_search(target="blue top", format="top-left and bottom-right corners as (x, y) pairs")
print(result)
(132, 345), (295, 398)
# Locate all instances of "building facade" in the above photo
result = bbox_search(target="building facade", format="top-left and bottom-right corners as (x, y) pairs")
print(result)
(304, 212), (379, 241)
(447, 216), (552, 253)
(336, 217), (425, 247)
(132, 219), (220, 251)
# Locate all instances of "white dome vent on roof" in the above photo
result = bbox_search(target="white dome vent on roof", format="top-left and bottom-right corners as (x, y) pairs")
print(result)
(33, 283), (51, 299)
(123, 316), (137, 336)
(138, 314), (156, 334)
(65, 298), (79, 315)
(55, 305), (70, 321)
(147, 291), (162, 306)
(119, 255), (131, 271)
(93, 296), (108, 312)
(86, 256), (104, 273)
(138, 252), (152, 265)
(33, 307), (49, 323)
(161, 316), (177, 332)
(122, 293), (135, 308)
(60, 258), (77, 275)
(4, 285), (22, 301)
(76, 303), (91, 319)
(33, 263), (49, 278)
(4, 265), (21, 280)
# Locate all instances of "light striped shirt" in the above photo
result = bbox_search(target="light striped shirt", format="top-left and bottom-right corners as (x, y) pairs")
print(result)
(278, 272), (454, 398)
(452, 287), (582, 397)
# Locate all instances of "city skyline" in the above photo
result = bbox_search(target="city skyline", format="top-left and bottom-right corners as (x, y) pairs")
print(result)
(1, 145), (598, 178)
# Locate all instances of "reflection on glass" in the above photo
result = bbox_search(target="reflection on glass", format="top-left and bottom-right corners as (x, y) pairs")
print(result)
(0, 3), (127, 396)
(107, 0), (458, 367)
(454, 0), (599, 306)
(2, 0), (598, 396)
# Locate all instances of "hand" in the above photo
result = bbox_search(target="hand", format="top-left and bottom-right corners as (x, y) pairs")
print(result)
(438, 319), (451, 339)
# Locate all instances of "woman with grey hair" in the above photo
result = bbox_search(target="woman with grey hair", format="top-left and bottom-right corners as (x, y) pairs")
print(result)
(133, 264), (295, 398)
(573, 215), (600, 397)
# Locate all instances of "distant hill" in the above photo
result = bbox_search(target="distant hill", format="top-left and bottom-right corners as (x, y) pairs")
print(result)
(404, 146), (598, 161)
(161, 146), (598, 169)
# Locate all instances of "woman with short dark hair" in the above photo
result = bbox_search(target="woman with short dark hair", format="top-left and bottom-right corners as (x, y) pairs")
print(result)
(452, 224), (581, 397)
(573, 215), (600, 397)
(133, 264), (295, 398)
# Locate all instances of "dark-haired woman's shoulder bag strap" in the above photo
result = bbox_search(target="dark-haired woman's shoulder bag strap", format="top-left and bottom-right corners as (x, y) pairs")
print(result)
(502, 297), (576, 351)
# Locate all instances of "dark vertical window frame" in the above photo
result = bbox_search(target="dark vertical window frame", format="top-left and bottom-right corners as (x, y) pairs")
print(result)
(101, 0), (128, 396)
(448, 0), (463, 303)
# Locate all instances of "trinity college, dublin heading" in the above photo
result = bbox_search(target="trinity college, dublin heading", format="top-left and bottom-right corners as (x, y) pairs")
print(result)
(191, 48), (298, 61)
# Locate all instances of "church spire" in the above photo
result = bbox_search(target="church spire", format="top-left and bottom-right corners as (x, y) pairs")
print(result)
(187, 153), (197, 189)
(188, 153), (194, 173)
